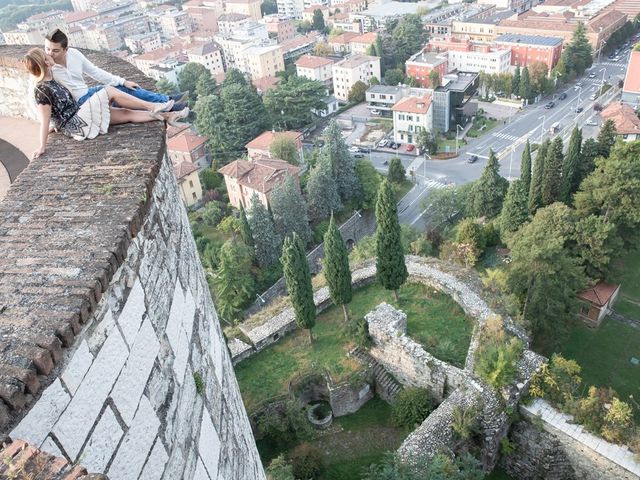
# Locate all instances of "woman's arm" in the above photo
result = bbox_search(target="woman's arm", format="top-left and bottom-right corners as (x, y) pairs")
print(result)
(33, 103), (52, 159)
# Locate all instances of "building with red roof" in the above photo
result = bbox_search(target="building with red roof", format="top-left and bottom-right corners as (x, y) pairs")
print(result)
(295, 54), (334, 86)
(167, 130), (210, 170)
(600, 102), (640, 142)
(245, 130), (304, 159)
(577, 282), (621, 327)
(622, 50), (640, 108)
(392, 95), (433, 144)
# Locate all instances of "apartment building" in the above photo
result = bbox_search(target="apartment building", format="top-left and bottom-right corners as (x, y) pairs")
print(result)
(277, 0), (305, 19)
(226, 0), (262, 21)
(366, 84), (431, 116)
(295, 55), (334, 87)
(243, 44), (285, 79)
(149, 7), (194, 38)
(262, 15), (296, 42)
(332, 54), (381, 101)
(447, 46), (511, 74)
(245, 130), (304, 159)
(328, 32), (359, 54)
(167, 130), (210, 170)
(392, 95), (433, 144)
(125, 31), (162, 54)
(477, 0), (534, 14)
(622, 50), (640, 107)
(349, 32), (378, 55)
(494, 33), (563, 70)
(188, 42), (225, 76)
(405, 51), (448, 88)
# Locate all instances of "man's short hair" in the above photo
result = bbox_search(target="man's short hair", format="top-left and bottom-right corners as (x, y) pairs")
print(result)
(45, 28), (68, 49)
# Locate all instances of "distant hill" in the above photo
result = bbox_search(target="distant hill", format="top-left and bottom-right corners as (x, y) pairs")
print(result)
(0, 0), (72, 31)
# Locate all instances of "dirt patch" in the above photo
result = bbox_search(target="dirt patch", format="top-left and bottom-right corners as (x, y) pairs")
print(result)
(312, 426), (405, 459)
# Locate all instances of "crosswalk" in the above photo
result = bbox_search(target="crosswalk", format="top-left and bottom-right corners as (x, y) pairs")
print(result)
(492, 132), (520, 142)
(424, 179), (448, 190)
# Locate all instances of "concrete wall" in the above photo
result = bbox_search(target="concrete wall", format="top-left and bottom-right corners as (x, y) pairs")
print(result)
(0, 45), (265, 480)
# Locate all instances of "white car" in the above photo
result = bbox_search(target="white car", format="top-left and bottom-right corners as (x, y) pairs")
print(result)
(370, 109), (381, 116)
(348, 145), (360, 153)
(378, 139), (388, 148)
(589, 93), (597, 100)
(586, 119), (598, 126)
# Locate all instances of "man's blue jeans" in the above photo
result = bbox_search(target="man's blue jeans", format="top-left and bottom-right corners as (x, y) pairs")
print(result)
(77, 85), (169, 106)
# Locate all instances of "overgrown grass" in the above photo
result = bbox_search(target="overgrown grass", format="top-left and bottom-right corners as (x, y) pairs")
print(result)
(467, 115), (498, 138)
(393, 179), (414, 201)
(235, 282), (473, 410)
(556, 318), (640, 420)
(609, 248), (640, 320)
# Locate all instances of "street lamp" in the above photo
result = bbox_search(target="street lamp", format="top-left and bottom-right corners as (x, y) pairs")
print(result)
(539, 115), (546, 143)
(509, 145), (515, 180)
(599, 67), (606, 91)
(455, 124), (463, 154)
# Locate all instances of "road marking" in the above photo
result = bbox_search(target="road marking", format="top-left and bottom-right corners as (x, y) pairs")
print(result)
(492, 132), (520, 142)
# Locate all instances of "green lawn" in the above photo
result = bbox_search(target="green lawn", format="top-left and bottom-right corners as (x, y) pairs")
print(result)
(258, 397), (405, 479)
(467, 116), (498, 138)
(556, 318), (640, 416)
(609, 249), (640, 320)
(393, 179), (414, 201)
(235, 282), (474, 411)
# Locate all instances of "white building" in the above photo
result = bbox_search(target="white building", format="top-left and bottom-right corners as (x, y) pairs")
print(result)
(332, 54), (381, 102)
(276, 0), (304, 19)
(295, 54), (334, 87)
(125, 31), (162, 54)
(188, 42), (225, 76)
(447, 48), (511, 75)
(350, 0), (438, 31)
(217, 13), (251, 36)
(392, 94), (433, 144)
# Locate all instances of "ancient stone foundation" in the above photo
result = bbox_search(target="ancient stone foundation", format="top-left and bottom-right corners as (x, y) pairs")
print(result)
(0, 45), (264, 479)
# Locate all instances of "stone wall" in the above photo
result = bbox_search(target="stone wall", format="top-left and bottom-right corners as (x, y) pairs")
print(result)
(502, 399), (640, 480)
(0, 45), (265, 480)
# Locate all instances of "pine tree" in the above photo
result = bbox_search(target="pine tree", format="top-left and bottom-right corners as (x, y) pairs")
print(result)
(221, 82), (271, 155)
(270, 175), (311, 245)
(281, 233), (316, 343)
(512, 65), (521, 97)
(541, 137), (563, 206)
(324, 120), (362, 202)
(306, 153), (343, 222)
(375, 179), (408, 301)
(471, 149), (508, 219)
(323, 215), (352, 322)
(560, 127), (582, 203)
(576, 137), (599, 186)
(178, 62), (209, 100)
(194, 94), (232, 167)
(596, 119), (616, 158)
(387, 157), (406, 183)
(519, 66), (532, 100)
(195, 74), (216, 99)
(520, 140), (532, 194)
(500, 179), (529, 240)
(213, 240), (255, 323)
(247, 194), (282, 268)
(562, 22), (593, 76)
(528, 140), (549, 214)
(239, 205), (254, 247)
(222, 68), (248, 88)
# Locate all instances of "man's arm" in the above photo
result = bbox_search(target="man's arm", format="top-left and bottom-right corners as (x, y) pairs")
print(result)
(76, 49), (139, 88)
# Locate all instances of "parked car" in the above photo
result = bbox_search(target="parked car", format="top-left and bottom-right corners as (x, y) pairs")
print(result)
(359, 147), (371, 153)
(544, 101), (555, 109)
(348, 146), (360, 153)
(354, 153), (365, 158)
(586, 119), (598, 126)
(575, 81), (583, 87)
(467, 155), (478, 164)
(378, 139), (388, 148)
(370, 109), (381, 116)
(589, 93), (597, 100)
(559, 92), (567, 100)
(575, 107), (584, 113)
(391, 142), (401, 149)
(406, 144), (415, 152)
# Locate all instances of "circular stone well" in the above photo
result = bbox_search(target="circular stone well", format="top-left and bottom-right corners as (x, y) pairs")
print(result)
(307, 401), (333, 429)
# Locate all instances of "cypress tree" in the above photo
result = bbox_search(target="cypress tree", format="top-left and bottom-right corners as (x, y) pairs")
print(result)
(388, 157), (406, 183)
(520, 140), (532, 194)
(541, 136), (563, 206)
(375, 179), (408, 301)
(270, 175), (311, 245)
(512, 66), (521, 97)
(324, 120), (362, 202)
(281, 233), (316, 344)
(519, 66), (531, 100)
(306, 153), (343, 222)
(528, 140), (549, 213)
(499, 179), (529, 240)
(471, 149), (509, 219)
(560, 127), (582, 203)
(239, 205), (254, 247)
(213, 240), (255, 323)
(323, 215), (352, 322)
(596, 119), (616, 158)
(247, 193), (282, 268)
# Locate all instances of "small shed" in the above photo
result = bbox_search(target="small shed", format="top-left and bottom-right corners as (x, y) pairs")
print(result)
(576, 282), (621, 327)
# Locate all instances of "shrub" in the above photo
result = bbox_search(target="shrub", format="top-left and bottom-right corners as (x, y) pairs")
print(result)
(474, 316), (523, 390)
(289, 443), (323, 479)
(392, 387), (432, 429)
(451, 405), (479, 441)
(344, 317), (372, 349)
(312, 219), (330, 244)
(388, 157), (406, 184)
(266, 455), (295, 480)
(602, 397), (634, 444)
(529, 354), (582, 408)
(256, 400), (313, 446)
(456, 218), (486, 252)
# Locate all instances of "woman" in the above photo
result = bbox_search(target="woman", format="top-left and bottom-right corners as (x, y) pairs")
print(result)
(24, 48), (188, 159)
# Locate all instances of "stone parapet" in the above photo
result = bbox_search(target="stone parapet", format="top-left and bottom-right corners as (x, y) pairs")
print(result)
(0, 46), (264, 479)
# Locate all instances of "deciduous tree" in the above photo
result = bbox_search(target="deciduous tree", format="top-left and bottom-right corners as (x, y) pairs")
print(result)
(355, 158), (381, 210)
(323, 215), (352, 322)
(281, 233), (316, 343)
(387, 157), (406, 183)
(348, 80), (368, 103)
(375, 179), (408, 301)
(269, 135), (299, 165)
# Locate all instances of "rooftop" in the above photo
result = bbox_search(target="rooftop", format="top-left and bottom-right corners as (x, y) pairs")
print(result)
(623, 51), (640, 93)
(359, 0), (438, 18)
(295, 54), (334, 68)
(577, 282), (620, 307)
(464, 9), (517, 24)
(407, 51), (447, 66)
(392, 95), (432, 114)
(173, 160), (199, 180)
(245, 130), (303, 151)
(601, 102), (640, 135)
(437, 72), (479, 92)
(328, 31), (359, 44)
(350, 31), (378, 44)
(335, 54), (379, 68)
(167, 131), (208, 153)
(218, 157), (301, 194)
(218, 12), (250, 21)
(494, 33), (563, 46)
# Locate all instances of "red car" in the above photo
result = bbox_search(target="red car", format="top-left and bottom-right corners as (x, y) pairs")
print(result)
(406, 144), (415, 152)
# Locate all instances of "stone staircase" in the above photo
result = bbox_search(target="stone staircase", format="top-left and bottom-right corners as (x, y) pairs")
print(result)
(349, 347), (403, 403)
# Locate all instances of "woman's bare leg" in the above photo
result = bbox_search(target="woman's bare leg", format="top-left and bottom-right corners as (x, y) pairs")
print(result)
(104, 86), (170, 112)
(109, 107), (159, 125)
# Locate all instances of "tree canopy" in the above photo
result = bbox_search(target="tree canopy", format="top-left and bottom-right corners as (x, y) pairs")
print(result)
(264, 76), (326, 129)
(323, 215), (353, 321)
(471, 149), (508, 218)
(562, 22), (593, 76)
(270, 175), (311, 245)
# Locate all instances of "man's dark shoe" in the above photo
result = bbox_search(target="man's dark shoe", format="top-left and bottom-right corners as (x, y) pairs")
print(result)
(170, 102), (188, 112)
(170, 91), (189, 104)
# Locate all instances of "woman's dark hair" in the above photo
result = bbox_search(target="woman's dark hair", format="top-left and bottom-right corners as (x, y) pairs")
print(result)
(45, 28), (68, 49)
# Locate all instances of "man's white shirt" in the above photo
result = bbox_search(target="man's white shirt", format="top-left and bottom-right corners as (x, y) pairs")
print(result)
(51, 48), (125, 100)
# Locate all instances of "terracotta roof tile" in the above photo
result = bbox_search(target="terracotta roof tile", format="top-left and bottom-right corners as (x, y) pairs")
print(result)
(218, 157), (301, 194)
(350, 32), (378, 45)
(295, 54), (334, 68)
(623, 50), (640, 94)
(173, 160), (199, 179)
(0, 439), (91, 479)
(577, 282), (619, 307)
(601, 102), (640, 135)
(392, 95), (432, 114)
(167, 131), (208, 153)
(245, 130), (303, 151)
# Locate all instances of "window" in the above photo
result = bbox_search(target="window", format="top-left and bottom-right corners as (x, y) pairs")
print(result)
(192, 192), (197, 199)
(189, 180), (194, 187)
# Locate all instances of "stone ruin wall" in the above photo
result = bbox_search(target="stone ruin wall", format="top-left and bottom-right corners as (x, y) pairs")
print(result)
(0, 45), (265, 480)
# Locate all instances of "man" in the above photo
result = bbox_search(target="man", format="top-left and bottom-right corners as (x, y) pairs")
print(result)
(44, 29), (188, 112)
